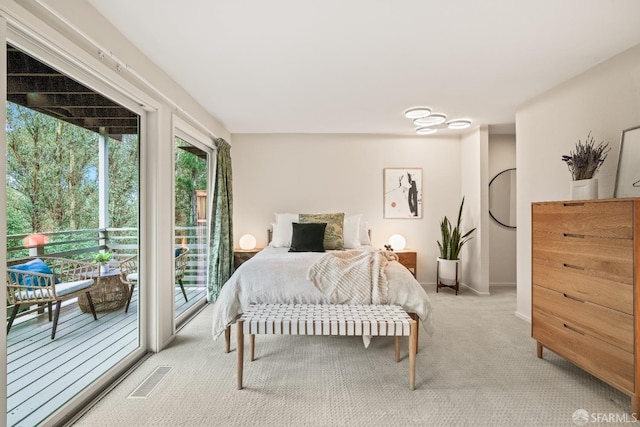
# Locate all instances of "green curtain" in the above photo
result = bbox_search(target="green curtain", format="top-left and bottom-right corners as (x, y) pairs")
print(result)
(207, 138), (234, 302)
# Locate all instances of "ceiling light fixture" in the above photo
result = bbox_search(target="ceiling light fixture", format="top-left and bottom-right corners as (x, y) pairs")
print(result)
(416, 127), (438, 135)
(404, 107), (431, 119)
(447, 119), (472, 130)
(413, 113), (447, 127)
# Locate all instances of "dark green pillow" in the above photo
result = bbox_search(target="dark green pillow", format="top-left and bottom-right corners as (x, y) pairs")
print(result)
(289, 222), (327, 252)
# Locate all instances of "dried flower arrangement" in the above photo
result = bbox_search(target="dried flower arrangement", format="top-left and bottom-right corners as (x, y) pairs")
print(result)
(561, 132), (610, 181)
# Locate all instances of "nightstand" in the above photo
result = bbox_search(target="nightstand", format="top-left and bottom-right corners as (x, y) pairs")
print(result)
(233, 249), (262, 269)
(395, 250), (417, 278)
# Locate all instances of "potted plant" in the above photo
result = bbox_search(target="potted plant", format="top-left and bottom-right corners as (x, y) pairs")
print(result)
(93, 252), (112, 274)
(561, 132), (610, 200)
(436, 197), (476, 293)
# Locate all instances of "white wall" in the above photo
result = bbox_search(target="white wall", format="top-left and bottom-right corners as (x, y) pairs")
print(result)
(516, 43), (640, 321)
(460, 126), (490, 294)
(488, 134), (516, 286)
(231, 133), (463, 285)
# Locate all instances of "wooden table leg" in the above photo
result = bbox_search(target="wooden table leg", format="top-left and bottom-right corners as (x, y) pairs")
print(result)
(225, 326), (231, 353)
(409, 319), (417, 390)
(237, 320), (244, 390)
(250, 334), (255, 362)
(395, 336), (400, 362)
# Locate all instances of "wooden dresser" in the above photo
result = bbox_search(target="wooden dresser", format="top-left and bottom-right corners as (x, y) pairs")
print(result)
(532, 198), (640, 412)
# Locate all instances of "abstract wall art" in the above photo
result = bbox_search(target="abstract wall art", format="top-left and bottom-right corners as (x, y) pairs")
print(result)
(383, 168), (422, 219)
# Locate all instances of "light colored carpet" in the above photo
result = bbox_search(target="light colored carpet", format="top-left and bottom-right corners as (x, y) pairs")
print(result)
(72, 287), (632, 427)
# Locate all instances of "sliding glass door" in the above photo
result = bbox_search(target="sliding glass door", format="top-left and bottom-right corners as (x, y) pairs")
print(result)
(5, 43), (142, 426)
(174, 136), (208, 322)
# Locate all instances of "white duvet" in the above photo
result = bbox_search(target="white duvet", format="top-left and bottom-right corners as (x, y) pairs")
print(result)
(211, 246), (434, 340)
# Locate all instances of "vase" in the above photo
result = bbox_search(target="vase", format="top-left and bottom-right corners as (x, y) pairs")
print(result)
(436, 258), (460, 286)
(570, 178), (598, 200)
(100, 264), (110, 274)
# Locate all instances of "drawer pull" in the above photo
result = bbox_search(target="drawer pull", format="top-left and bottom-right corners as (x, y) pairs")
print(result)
(563, 233), (585, 238)
(563, 263), (585, 270)
(563, 202), (585, 207)
(563, 323), (585, 335)
(563, 293), (585, 303)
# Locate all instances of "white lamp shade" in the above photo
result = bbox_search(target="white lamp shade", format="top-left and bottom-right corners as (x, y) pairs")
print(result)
(239, 234), (257, 250)
(388, 234), (406, 251)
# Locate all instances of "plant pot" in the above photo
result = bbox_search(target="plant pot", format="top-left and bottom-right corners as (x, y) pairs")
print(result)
(436, 257), (460, 286)
(100, 264), (110, 274)
(570, 178), (598, 200)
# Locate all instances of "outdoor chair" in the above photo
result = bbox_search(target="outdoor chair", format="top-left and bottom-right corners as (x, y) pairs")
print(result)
(119, 247), (190, 313)
(119, 255), (138, 313)
(6, 257), (100, 339)
(175, 247), (190, 302)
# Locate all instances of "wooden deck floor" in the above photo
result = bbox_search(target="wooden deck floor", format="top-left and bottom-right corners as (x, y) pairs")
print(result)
(6, 285), (207, 427)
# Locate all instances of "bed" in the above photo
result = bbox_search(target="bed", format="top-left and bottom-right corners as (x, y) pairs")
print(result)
(211, 213), (434, 346)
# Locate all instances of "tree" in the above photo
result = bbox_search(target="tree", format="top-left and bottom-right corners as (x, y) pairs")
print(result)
(175, 140), (207, 227)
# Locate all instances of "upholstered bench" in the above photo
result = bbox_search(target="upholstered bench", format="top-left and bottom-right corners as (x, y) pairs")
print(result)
(236, 303), (418, 390)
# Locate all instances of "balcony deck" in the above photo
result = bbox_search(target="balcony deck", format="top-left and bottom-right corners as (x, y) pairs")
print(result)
(6, 284), (207, 427)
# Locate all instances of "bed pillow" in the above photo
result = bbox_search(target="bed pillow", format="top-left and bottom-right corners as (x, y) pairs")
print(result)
(343, 214), (362, 249)
(299, 212), (344, 250)
(359, 220), (372, 245)
(270, 212), (299, 247)
(288, 222), (327, 252)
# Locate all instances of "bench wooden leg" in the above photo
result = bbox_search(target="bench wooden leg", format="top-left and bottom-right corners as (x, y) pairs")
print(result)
(409, 319), (417, 390)
(237, 319), (244, 390)
(409, 313), (419, 354)
(394, 336), (400, 362)
(250, 334), (255, 362)
(225, 326), (231, 353)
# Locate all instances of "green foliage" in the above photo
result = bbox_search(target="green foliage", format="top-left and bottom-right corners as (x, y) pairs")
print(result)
(175, 139), (207, 227)
(6, 103), (99, 232)
(437, 197), (476, 260)
(93, 252), (112, 264)
(108, 134), (139, 228)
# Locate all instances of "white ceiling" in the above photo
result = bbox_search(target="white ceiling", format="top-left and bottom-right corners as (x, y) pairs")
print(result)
(88, 0), (640, 136)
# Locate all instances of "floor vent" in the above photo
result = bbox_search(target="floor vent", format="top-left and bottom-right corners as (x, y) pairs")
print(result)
(128, 366), (173, 399)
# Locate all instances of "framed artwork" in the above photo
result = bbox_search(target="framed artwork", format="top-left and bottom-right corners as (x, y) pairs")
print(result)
(383, 168), (422, 218)
(614, 126), (640, 198)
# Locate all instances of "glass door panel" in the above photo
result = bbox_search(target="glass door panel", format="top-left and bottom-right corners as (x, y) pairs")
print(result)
(174, 137), (208, 320)
(5, 44), (141, 426)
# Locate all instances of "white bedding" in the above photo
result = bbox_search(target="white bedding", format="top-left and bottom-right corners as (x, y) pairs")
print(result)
(211, 246), (434, 339)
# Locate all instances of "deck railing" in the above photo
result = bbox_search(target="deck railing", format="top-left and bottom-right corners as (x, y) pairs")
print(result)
(6, 226), (208, 316)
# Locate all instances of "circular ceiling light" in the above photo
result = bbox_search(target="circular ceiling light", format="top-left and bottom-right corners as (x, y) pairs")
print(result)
(413, 113), (447, 126)
(447, 119), (472, 130)
(416, 127), (437, 135)
(404, 107), (431, 119)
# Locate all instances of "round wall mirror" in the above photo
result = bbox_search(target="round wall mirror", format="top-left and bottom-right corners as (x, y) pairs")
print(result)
(489, 168), (516, 228)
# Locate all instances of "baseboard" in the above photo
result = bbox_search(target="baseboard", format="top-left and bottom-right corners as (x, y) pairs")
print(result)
(460, 283), (491, 296)
(514, 311), (531, 323)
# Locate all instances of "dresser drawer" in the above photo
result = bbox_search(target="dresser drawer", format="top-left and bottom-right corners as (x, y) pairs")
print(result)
(533, 310), (634, 394)
(532, 261), (633, 314)
(532, 201), (633, 239)
(533, 285), (633, 352)
(532, 232), (633, 278)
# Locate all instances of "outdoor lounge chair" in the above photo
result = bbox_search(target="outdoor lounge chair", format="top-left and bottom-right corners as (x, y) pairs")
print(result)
(175, 247), (190, 302)
(118, 254), (138, 313)
(6, 257), (100, 339)
(119, 247), (190, 313)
